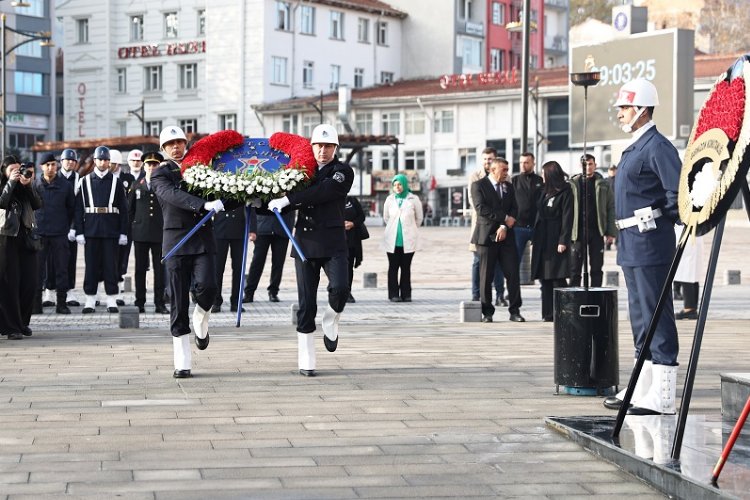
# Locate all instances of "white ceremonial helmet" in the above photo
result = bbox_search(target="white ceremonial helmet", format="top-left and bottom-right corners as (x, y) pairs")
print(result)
(614, 78), (659, 108)
(127, 149), (143, 162)
(310, 124), (339, 145)
(159, 126), (187, 148)
(108, 149), (123, 165)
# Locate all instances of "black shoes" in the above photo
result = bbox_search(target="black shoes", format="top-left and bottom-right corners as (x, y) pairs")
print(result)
(389, 297), (402, 302)
(82, 307), (95, 314)
(471, 295), (480, 302)
(230, 306), (245, 313)
(42, 300), (55, 308)
(195, 333), (210, 351)
(268, 292), (280, 302)
(21, 326), (32, 336)
(495, 298), (508, 307)
(116, 299), (125, 306)
(543, 316), (553, 322)
(347, 293), (356, 303)
(402, 297), (412, 302)
(107, 307), (119, 313)
(66, 300), (80, 306)
(603, 396), (625, 410)
(324, 335), (338, 353)
(136, 305), (146, 313)
(211, 304), (221, 313)
(242, 293), (254, 303)
(509, 313), (526, 322)
(299, 369), (316, 377)
(173, 369), (192, 379)
(481, 315), (493, 323)
(154, 304), (169, 314)
(56, 304), (71, 315)
(7, 332), (23, 340)
(627, 406), (662, 416)
(675, 309), (698, 320)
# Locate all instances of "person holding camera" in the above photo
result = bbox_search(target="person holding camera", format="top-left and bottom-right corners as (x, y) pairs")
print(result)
(0, 156), (43, 339)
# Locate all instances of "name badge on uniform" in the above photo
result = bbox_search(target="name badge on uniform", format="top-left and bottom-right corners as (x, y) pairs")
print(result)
(333, 172), (345, 183)
(547, 196), (555, 207)
(136, 190), (141, 200)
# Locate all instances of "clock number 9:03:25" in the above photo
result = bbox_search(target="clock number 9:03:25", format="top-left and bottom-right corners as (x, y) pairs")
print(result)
(594, 59), (656, 87)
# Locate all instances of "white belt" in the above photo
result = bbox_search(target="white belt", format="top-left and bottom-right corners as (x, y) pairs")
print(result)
(85, 207), (120, 214)
(615, 208), (662, 230)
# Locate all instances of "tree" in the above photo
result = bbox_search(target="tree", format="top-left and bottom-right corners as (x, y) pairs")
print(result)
(698, 0), (750, 54)
(570, 0), (616, 26)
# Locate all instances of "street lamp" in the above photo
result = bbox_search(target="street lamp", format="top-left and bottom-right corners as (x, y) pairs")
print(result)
(506, 0), (536, 164)
(0, 12), (53, 158)
(128, 99), (146, 136)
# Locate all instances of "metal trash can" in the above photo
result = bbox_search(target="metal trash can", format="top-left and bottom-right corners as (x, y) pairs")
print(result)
(554, 287), (619, 396)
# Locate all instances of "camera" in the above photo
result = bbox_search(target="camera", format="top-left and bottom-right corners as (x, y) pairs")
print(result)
(19, 164), (34, 179)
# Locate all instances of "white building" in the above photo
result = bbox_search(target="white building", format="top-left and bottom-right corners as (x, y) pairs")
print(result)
(55, 0), (405, 140)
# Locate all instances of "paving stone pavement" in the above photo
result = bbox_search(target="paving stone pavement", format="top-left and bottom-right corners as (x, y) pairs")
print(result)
(1, 211), (749, 498)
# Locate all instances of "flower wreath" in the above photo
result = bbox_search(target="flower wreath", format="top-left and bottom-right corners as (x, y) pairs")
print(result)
(180, 130), (317, 205)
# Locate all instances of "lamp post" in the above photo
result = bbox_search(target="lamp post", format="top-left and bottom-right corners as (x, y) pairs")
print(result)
(0, 12), (53, 158)
(506, 0), (535, 165)
(128, 99), (145, 136)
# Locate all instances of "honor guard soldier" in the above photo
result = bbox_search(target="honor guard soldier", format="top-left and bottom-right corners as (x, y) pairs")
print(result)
(127, 149), (145, 183)
(268, 124), (354, 377)
(151, 126), (238, 379)
(59, 148), (82, 306)
(128, 151), (168, 314)
(109, 150), (135, 302)
(73, 146), (129, 313)
(603, 78), (681, 415)
(213, 206), (249, 313)
(35, 152), (75, 314)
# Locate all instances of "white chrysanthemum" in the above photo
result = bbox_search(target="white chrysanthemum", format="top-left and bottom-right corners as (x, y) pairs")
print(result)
(690, 162), (720, 208)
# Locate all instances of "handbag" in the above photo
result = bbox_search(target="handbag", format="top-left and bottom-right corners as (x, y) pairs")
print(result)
(22, 226), (43, 252)
(357, 223), (370, 240)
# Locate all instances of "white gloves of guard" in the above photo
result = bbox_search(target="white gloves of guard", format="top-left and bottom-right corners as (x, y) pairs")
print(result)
(204, 199), (225, 213)
(267, 196), (290, 212)
(68, 229), (76, 242)
(118, 234), (128, 246)
(76, 235), (86, 245)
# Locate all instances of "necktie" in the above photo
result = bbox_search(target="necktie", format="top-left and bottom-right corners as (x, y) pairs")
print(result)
(495, 182), (503, 199)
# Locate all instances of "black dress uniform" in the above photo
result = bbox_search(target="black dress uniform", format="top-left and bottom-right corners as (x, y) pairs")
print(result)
(74, 172), (129, 299)
(213, 206), (248, 312)
(128, 176), (167, 313)
(243, 208), (294, 302)
(116, 171), (136, 285)
(59, 168), (80, 300)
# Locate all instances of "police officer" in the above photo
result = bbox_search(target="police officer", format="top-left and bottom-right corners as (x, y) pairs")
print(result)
(128, 151), (168, 314)
(127, 149), (145, 183)
(242, 208), (295, 304)
(59, 148), (82, 306)
(602, 78), (681, 415)
(73, 146), (129, 314)
(35, 152), (75, 314)
(109, 150), (135, 303)
(151, 126), (237, 379)
(268, 124), (354, 377)
(213, 206), (249, 313)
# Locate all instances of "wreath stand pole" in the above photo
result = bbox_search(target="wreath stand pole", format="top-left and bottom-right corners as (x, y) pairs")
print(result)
(273, 208), (306, 262)
(235, 205), (253, 327)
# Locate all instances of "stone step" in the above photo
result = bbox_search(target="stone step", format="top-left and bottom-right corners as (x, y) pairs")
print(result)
(721, 372), (750, 421)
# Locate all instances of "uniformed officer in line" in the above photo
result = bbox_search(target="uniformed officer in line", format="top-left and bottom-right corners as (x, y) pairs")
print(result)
(602, 78), (681, 416)
(151, 126), (238, 379)
(268, 124), (354, 377)
(34, 152), (75, 314)
(213, 206), (250, 313)
(127, 149), (145, 183)
(73, 146), (129, 314)
(128, 151), (168, 314)
(242, 207), (295, 304)
(59, 148), (82, 306)
(109, 149), (136, 304)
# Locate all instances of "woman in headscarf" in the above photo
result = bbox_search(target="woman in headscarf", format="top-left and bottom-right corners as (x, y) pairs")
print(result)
(0, 156), (43, 339)
(382, 174), (423, 302)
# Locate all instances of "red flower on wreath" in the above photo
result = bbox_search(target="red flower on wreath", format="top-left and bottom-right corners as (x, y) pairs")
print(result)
(269, 132), (317, 180)
(693, 77), (746, 143)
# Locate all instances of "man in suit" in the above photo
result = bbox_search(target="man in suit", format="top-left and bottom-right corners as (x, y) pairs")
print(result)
(128, 151), (168, 314)
(602, 78), (681, 415)
(151, 126), (234, 379)
(470, 157), (525, 323)
(268, 124), (354, 377)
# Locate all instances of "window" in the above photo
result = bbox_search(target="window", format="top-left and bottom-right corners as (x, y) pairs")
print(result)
(146, 121), (163, 136)
(547, 97), (569, 152)
(179, 63), (198, 90)
(282, 114), (298, 133)
(381, 112), (399, 135)
(179, 119), (198, 134)
(459, 147), (476, 173)
(219, 113), (237, 130)
(357, 18), (369, 43)
(15, 40), (40, 57)
(492, 2), (504, 25)
(302, 61), (314, 88)
(330, 65), (340, 90)
(459, 0), (473, 20)
(144, 66), (163, 91)
(130, 15), (144, 41)
(354, 67), (364, 88)
(404, 111), (425, 135)
(462, 38), (481, 67)
(14, 72), (44, 96)
(117, 68), (127, 93)
(330, 11), (344, 39)
(302, 115), (318, 137)
(272, 56), (287, 84)
(380, 149), (395, 170)
(117, 121), (127, 137)
(404, 150), (426, 170)
(434, 110), (454, 133)
(355, 112), (372, 134)
(376, 21), (388, 45)
(198, 9), (206, 35)
(9, 133), (45, 153)
(490, 48), (503, 72)
(164, 12), (178, 38)
(530, 55), (538, 69)
(13, 1), (43, 17)
(380, 71), (394, 84)
(300, 5), (315, 34)
(276, 1), (291, 31)
(76, 18), (89, 43)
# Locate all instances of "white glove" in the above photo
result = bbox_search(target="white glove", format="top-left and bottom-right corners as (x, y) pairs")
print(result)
(204, 199), (225, 213)
(76, 234), (86, 245)
(268, 196), (290, 212)
(118, 234), (128, 246)
(67, 229), (76, 242)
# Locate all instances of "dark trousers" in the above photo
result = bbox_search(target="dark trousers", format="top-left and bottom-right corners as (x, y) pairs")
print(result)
(471, 251), (504, 299)
(165, 252), (217, 337)
(569, 233), (605, 287)
(540, 278), (568, 320)
(477, 240), (521, 318)
(133, 241), (165, 307)
(294, 252), (348, 333)
(39, 235), (70, 293)
(387, 247), (414, 300)
(679, 281), (699, 310)
(215, 238), (244, 309)
(244, 234), (289, 296)
(118, 237), (132, 283)
(0, 235), (38, 334)
(622, 264), (679, 365)
(347, 250), (356, 291)
(83, 238), (119, 296)
(67, 240), (77, 290)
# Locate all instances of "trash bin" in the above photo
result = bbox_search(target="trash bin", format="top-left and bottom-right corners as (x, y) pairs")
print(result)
(554, 287), (619, 396)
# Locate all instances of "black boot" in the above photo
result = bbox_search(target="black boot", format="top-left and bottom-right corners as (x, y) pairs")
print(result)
(56, 291), (71, 315)
(32, 290), (43, 315)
